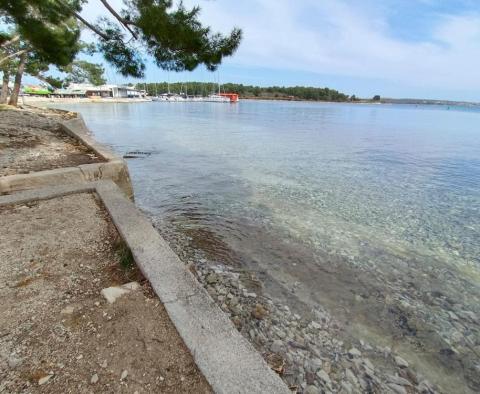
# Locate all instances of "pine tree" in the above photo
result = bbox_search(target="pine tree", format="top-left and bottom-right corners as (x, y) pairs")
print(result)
(62, 61), (107, 87)
(0, 0), (242, 77)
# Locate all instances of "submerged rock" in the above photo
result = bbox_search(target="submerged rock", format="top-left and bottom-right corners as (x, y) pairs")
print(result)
(386, 374), (412, 386)
(205, 273), (218, 285)
(251, 304), (268, 320)
(394, 356), (409, 368)
(387, 382), (408, 394)
(304, 385), (320, 394)
(270, 340), (285, 354)
(316, 369), (331, 384)
(348, 347), (362, 357)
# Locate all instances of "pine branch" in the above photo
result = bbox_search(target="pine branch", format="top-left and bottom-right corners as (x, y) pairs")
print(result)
(99, 0), (138, 39)
(73, 12), (110, 41)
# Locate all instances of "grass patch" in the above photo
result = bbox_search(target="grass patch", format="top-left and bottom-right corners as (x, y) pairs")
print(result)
(108, 235), (144, 284)
(116, 240), (135, 270)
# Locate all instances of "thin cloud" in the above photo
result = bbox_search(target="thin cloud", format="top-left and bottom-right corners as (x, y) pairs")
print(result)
(76, 0), (480, 97)
(183, 0), (480, 91)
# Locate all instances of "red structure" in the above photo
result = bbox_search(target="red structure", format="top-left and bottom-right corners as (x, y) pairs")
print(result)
(219, 93), (239, 102)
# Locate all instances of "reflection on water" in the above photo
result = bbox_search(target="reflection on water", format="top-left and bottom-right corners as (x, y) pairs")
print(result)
(54, 101), (480, 392)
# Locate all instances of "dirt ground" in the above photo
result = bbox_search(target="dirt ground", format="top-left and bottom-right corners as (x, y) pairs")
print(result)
(0, 106), (103, 176)
(0, 193), (212, 393)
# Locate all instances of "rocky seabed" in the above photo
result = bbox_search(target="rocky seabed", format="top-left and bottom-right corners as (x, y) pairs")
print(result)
(190, 260), (440, 394)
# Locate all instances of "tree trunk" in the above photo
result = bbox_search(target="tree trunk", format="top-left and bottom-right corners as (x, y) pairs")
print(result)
(8, 52), (26, 106)
(1, 71), (9, 104)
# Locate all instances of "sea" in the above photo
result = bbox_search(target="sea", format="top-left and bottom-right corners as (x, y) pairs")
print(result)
(53, 100), (480, 392)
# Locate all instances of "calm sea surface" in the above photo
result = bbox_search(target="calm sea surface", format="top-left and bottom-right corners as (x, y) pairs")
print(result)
(55, 100), (480, 391)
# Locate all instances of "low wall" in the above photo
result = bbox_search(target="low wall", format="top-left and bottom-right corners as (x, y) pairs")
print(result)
(0, 113), (134, 200)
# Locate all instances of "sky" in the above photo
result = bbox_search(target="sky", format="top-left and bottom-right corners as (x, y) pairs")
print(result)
(59, 0), (480, 101)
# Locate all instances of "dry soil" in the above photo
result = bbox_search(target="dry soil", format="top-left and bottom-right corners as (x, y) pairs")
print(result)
(0, 192), (212, 393)
(0, 106), (103, 177)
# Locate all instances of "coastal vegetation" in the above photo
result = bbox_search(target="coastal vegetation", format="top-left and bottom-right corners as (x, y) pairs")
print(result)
(0, 0), (242, 105)
(142, 82), (351, 102)
(0, 35), (105, 102)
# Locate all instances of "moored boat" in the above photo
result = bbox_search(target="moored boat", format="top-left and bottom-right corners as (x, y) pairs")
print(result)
(204, 94), (231, 103)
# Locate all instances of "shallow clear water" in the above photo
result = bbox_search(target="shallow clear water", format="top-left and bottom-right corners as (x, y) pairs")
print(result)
(55, 100), (480, 391)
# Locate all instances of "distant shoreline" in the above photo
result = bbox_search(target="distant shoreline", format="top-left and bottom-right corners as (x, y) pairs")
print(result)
(241, 96), (480, 107)
(21, 95), (480, 108)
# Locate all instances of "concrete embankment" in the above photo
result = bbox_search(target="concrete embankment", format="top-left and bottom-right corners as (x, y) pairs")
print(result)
(0, 105), (289, 393)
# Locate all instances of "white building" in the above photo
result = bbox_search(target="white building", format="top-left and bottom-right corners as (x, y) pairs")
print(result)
(54, 83), (145, 99)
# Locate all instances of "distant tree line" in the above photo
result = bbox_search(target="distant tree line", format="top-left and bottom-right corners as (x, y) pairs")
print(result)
(140, 82), (351, 102)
